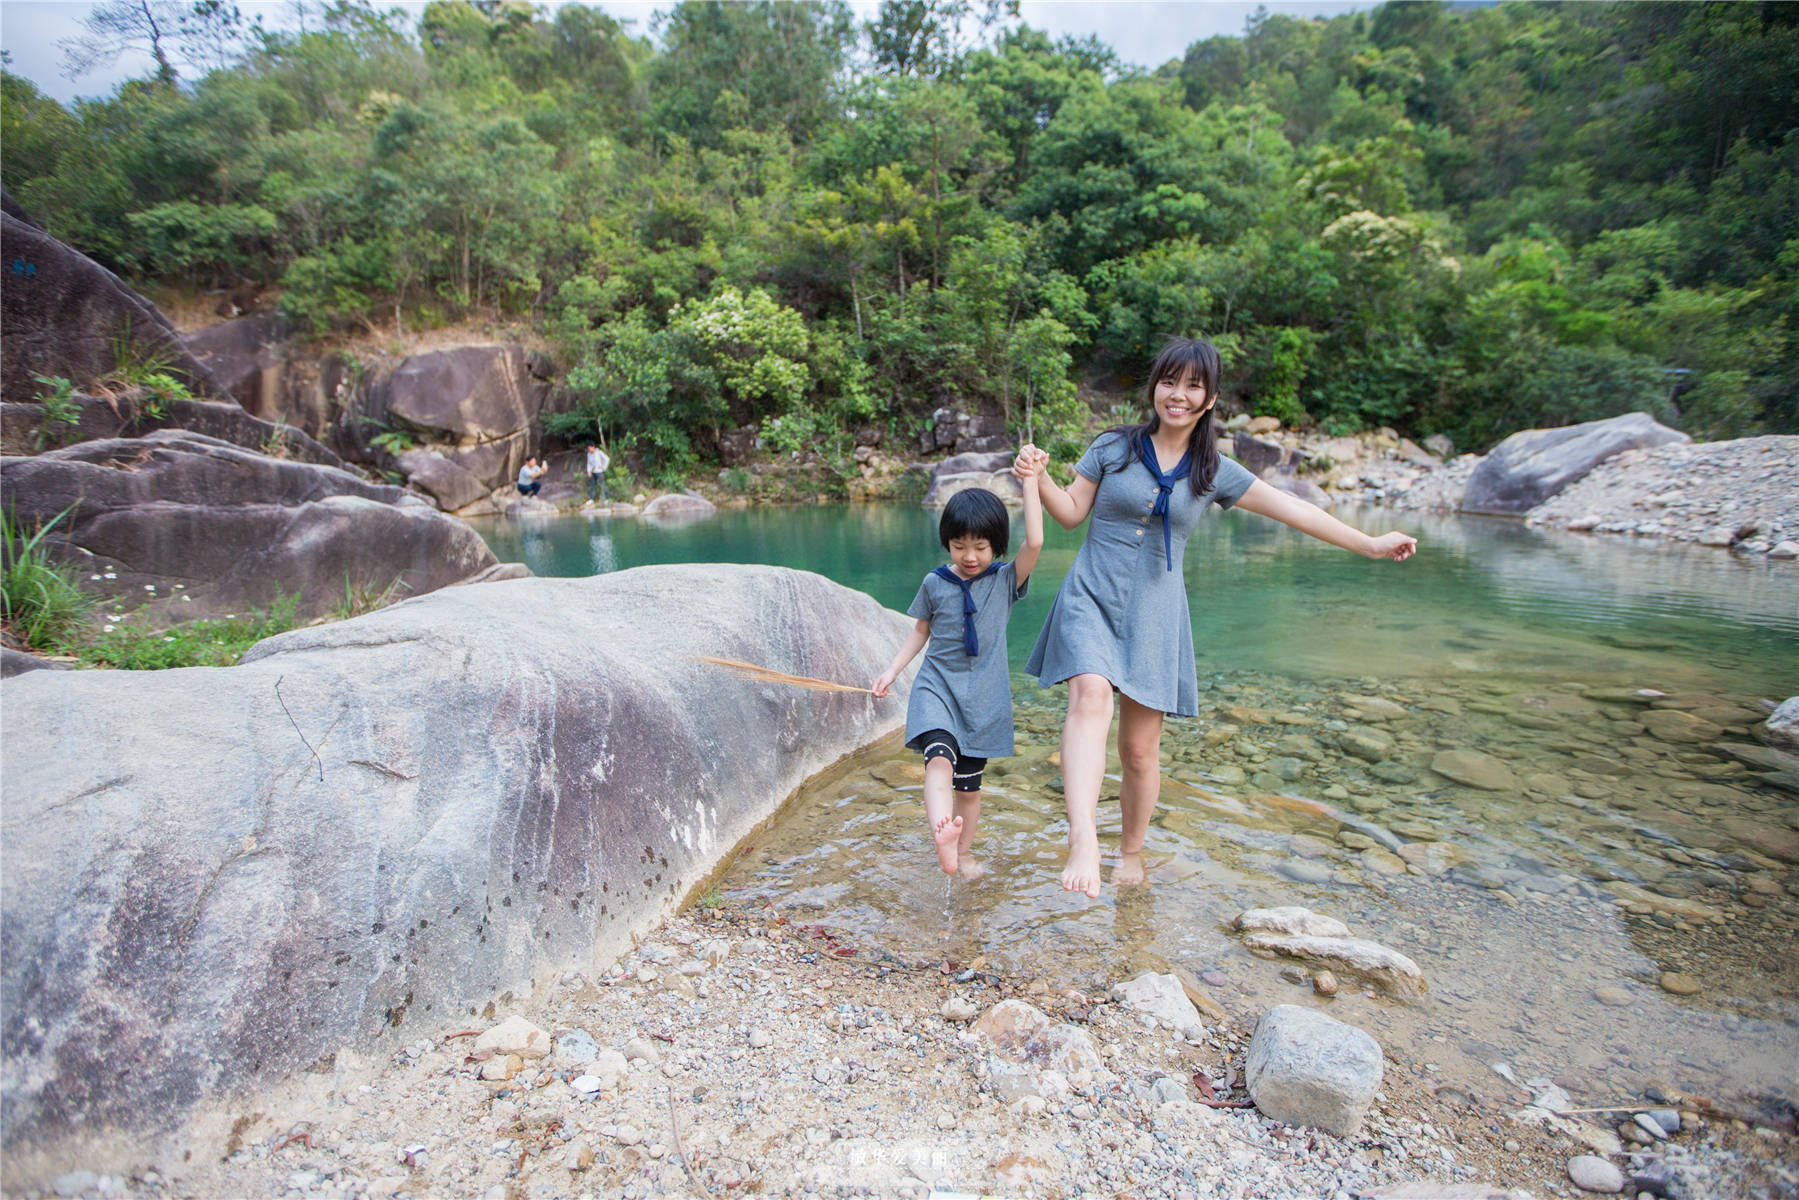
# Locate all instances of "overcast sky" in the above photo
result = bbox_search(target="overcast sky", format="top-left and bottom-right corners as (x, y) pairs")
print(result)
(2, 1), (1372, 106)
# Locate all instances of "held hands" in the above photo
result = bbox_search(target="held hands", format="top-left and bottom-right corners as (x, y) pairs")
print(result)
(1366, 532), (1418, 561)
(1012, 444), (1051, 479)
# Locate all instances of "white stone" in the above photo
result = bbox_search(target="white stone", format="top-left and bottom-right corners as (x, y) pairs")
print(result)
(1567, 1154), (1625, 1193)
(1111, 972), (1201, 1030)
(1234, 906), (1353, 939)
(473, 1015), (551, 1060)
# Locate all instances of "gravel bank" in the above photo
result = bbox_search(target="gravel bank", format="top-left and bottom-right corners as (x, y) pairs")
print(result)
(27, 907), (1795, 1200)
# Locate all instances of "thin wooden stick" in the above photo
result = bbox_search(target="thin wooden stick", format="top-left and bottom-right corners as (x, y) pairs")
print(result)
(688, 655), (875, 694)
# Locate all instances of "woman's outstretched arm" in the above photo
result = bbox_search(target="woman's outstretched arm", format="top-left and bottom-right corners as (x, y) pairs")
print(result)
(1234, 479), (1417, 561)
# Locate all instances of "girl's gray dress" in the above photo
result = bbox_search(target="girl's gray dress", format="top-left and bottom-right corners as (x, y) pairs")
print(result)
(1026, 432), (1256, 717)
(904, 561), (1027, 758)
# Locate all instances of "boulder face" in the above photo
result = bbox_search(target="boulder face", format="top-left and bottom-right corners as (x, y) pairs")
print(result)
(1461, 412), (1691, 515)
(921, 451), (1023, 507)
(0, 565), (911, 1184)
(381, 346), (552, 495)
(0, 392), (341, 468)
(183, 313), (290, 416)
(0, 190), (225, 403)
(0, 430), (513, 622)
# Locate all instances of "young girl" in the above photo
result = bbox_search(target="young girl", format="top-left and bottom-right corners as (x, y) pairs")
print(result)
(1022, 337), (1416, 899)
(873, 469), (1045, 879)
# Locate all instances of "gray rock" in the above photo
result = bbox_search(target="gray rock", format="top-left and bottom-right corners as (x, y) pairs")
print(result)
(1338, 726), (1395, 763)
(1239, 932), (1427, 998)
(1147, 1076), (1188, 1105)
(920, 451), (1022, 507)
(0, 430), (515, 623)
(642, 493), (717, 522)
(1263, 476), (1331, 507)
(1567, 1154), (1625, 1193)
(1760, 697), (1799, 751)
(1112, 972), (1201, 1030)
(1430, 749), (1518, 791)
(1245, 1004), (1383, 1135)
(1234, 907), (1352, 940)
(553, 1028), (601, 1070)
(1462, 413), (1690, 515)
(0, 565), (910, 1174)
(0, 648), (67, 678)
(0, 191), (227, 403)
(383, 345), (550, 446)
(397, 447), (489, 512)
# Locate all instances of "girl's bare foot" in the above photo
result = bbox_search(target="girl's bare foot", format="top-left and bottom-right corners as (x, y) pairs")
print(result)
(1114, 849), (1148, 887)
(1061, 833), (1101, 898)
(933, 814), (963, 874)
(956, 855), (987, 882)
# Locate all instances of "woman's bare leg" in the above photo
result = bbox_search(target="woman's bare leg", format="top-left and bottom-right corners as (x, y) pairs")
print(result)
(1114, 695), (1165, 886)
(1059, 674), (1114, 898)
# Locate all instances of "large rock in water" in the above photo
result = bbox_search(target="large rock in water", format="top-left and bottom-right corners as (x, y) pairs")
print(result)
(0, 430), (512, 622)
(921, 450), (1022, 507)
(0, 188), (226, 402)
(0, 565), (911, 1185)
(1461, 413), (1690, 515)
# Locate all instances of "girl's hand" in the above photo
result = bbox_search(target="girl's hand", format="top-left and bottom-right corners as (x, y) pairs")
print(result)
(1367, 532), (1417, 561)
(872, 670), (897, 698)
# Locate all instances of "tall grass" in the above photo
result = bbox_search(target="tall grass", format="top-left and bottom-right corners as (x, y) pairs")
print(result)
(0, 507), (92, 651)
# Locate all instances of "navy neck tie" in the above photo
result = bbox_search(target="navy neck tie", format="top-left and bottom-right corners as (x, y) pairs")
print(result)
(933, 562), (1003, 656)
(1136, 430), (1192, 572)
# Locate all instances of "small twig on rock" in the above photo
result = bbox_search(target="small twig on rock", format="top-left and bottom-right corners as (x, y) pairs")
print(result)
(271, 1124), (317, 1153)
(668, 1093), (716, 1200)
(274, 675), (324, 781)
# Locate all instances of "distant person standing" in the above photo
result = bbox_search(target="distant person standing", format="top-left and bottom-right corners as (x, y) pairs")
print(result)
(516, 456), (547, 497)
(585, 442), (611, 503)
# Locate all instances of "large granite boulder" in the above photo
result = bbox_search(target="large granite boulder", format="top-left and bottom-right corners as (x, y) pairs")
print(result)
(1, 391), (341, 467)
(396, 446), (489, 512)
(182, 313), (290, 415)
(0, 431), (514, 623)
(381, 346), (551, 492)
(921, 450), (1022, 507)
(0, 189), (225, 403)
(0, 565), (909, 1185)
(1462, 413), (1690, 515)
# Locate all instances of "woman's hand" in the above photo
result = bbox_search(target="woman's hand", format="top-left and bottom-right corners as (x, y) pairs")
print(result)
(1013, 444), (1046, 479)
(1366, 532), (1417, 561)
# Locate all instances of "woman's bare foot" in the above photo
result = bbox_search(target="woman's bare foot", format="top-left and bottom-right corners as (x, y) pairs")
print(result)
(1061, 833), (1102, 898)
(1114, 849), (1148, 887)
(956, 855), (987, 882)
(933, 814), (963, 874)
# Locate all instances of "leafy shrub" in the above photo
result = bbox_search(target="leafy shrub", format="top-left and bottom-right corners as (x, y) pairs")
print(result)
(32, 375), (82, 448)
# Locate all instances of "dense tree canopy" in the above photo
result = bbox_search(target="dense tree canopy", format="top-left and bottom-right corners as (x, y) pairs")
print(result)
(6, 0), (1794, 480)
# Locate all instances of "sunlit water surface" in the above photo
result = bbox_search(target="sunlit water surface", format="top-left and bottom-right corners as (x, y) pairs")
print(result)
(471, 504), (1799, 1118)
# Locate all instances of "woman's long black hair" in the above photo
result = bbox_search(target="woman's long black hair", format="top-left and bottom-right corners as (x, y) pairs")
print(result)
(1108, 337), (1223, 496)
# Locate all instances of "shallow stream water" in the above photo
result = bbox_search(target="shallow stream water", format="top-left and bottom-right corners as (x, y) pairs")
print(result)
(471, 504), (1799, 1120)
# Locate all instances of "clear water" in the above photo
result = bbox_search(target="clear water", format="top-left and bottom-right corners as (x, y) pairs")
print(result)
(471, 504), (1799, 1118)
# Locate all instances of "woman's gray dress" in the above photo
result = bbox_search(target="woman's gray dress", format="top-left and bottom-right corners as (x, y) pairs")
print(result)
(1026, 432), (1256, 717)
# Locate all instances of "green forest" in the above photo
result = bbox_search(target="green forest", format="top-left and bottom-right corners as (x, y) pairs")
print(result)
(4, 0), (1795, 481)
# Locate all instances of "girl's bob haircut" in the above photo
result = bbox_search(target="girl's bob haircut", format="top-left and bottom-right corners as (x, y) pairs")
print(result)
(938, 487), (1010, 557)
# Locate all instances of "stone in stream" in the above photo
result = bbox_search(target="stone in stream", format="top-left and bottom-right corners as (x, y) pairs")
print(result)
(1430, 749), (1518, 790)
(1245, 1005), (1383, 1136)
(1239, 932), (1427, 998)
(1761, 697), (1799, 750)
(1657, 972), (1702, 996)
(1337, 725), (1395, 762)
(1640, 709), (1724, 744)
(1235, 907), (1352, 939)
(1343, 695), (1408, 721)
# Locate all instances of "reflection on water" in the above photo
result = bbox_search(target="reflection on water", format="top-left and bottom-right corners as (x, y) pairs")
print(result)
(470, 503), (1799, 1117)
